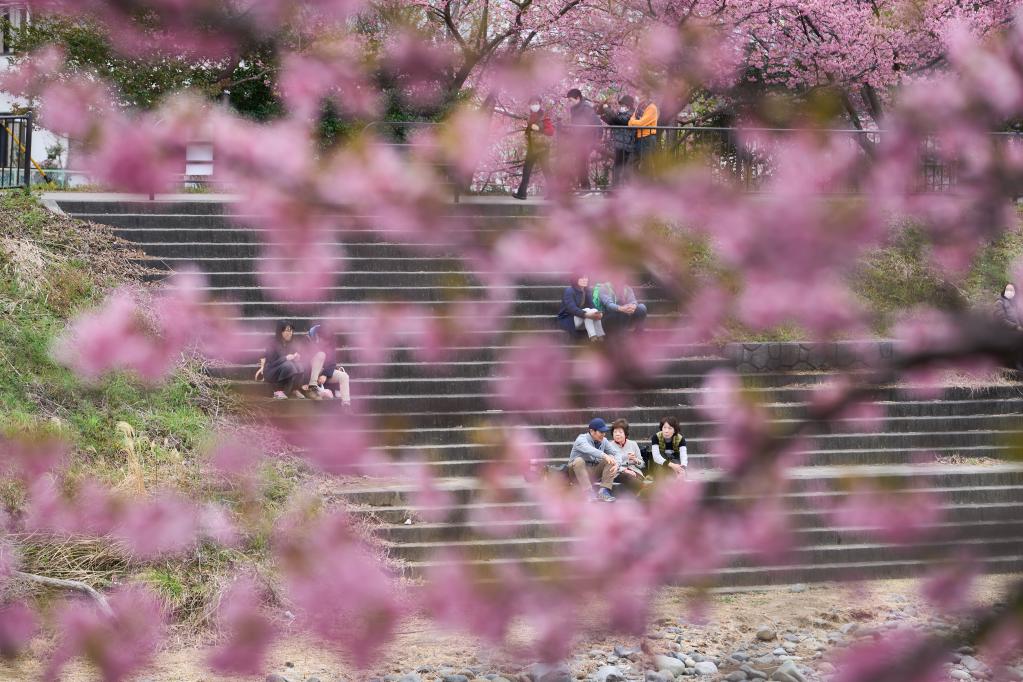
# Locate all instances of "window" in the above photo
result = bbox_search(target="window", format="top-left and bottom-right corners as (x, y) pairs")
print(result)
(0, 5), (25, 56)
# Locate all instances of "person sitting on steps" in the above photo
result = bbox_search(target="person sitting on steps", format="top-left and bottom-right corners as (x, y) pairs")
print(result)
(649, 416), (688, 480)
(568, 417), (619, 502)
(255, 320), (313, 400)
(608, 418), (646, 493)
(557, 274), (605, 342)
(307, 324), (352, 406)
(592, 279), (648, 334)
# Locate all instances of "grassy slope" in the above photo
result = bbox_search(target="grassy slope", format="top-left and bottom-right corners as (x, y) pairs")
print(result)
(0, 192), (220, 474)
(0, 192), (254, 624)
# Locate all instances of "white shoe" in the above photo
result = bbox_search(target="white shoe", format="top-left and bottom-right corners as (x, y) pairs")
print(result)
(314, 385), (333, 399)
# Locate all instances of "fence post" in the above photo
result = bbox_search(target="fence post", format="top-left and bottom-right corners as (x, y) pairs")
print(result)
(21, 112), (32, 191)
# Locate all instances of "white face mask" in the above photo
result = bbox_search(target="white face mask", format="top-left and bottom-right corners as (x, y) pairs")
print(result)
(619, 106), (629, 113)
(530, 104), (540, 112)
(1007, 289), (1016, 299)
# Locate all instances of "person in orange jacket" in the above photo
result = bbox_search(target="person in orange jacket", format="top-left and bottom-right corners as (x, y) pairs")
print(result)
(513, 96), (555, 200)
(628, 95), (659, 167)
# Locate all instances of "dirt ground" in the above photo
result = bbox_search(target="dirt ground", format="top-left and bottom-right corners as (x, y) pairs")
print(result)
(2, 575), (1018, 682)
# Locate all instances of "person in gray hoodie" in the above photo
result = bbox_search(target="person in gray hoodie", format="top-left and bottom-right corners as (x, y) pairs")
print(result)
(592, 280), (647, 333)
(568, 417), (619, 502)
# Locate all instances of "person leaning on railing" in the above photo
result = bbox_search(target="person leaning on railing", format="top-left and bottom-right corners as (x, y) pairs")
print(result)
(628, 96), (659, 166)
(599, 95), (637, 187)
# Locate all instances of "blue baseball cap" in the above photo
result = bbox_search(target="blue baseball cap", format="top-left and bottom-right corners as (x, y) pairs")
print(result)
(588, 418), (611, 432)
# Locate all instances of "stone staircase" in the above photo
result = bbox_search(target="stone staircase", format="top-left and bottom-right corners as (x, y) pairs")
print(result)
(52, 194), (1023, 587)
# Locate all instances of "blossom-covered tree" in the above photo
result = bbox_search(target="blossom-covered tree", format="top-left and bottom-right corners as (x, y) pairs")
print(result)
(0, 0), (1022, 679)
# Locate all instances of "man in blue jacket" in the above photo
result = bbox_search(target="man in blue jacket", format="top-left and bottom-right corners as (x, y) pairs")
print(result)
(568, 418), (619, 502)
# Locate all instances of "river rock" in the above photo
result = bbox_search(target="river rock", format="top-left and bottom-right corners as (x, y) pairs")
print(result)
(961, 656), (983, 672)
(770, 660), (806, 682)
(741, 665), (769, 680)
(594, 666), (625, 682)
(266, 676), (291, 682)
(644, 673), (672, 682)
(725, 673), (749, 682)
(949, 671), (971, 681)
(757, 628), (777, 642)
(653, 654), (686, 675)
(694, 661), (718, 676)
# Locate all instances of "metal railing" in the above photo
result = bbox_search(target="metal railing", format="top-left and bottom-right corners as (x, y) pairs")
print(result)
(366, 120), (1023, 197)
(0, 112), (32, 189)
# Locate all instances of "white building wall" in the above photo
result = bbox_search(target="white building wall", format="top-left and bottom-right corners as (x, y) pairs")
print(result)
(0, 4), (71, 182)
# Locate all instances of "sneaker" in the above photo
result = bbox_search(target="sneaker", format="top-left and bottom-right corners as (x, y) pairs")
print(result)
(511, 192), (527, 201)
(334, 390), (345, 400)
(273, 391), (288, 400)
(314, 385), (333, 399)
(597, 488), (616, 502)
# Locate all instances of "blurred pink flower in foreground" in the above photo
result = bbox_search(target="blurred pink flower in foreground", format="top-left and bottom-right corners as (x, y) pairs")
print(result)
(207, 576), (278, 676)
(44, 585), (166, 682)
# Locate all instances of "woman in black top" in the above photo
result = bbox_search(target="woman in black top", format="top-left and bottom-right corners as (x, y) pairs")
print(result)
(255, 320), (310, 399)
(649, 415), (687, 480)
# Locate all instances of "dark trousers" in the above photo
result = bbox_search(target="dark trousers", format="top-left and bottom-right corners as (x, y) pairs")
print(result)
(574, 151), (591, 190)
(605, 304), (648, 333)
(634, 135), (656, 168)
(612, 149), (631, 187)
(515, 148), (550, 199)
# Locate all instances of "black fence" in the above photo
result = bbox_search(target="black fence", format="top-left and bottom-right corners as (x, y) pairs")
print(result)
(366, 120), (1023, 197)
(0, 113), (32, 189)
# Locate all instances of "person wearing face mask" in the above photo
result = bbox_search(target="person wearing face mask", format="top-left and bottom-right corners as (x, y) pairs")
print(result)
(997, 283), (1021, 331)
(565, 88), (603, 193)
(600, 95), (637, 187)
(513, 96), (554, 200)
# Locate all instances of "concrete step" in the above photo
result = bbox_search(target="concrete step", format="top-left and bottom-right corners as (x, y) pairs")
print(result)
(133, 255), (472, 273)
(158, 283), (664, 304)
(373, 502), (1023, 542)
(398, 548), (1023, 586)
(368, 443), (1015, 473)
(204, 299), (669, 319)
(111, 226), (519, 242)
(333, 465), (1023, 508)
(349, 484), (1023, 525)
(224, 371), (837, 396)
(384, 527), (1023, 564)
(91, 214), (530, 231)
(57, 198), (542, 217)
(237, 383), (1023, 413)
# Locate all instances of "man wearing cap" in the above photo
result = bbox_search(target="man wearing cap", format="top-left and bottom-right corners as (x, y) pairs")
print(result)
(568, 418), (619, 502)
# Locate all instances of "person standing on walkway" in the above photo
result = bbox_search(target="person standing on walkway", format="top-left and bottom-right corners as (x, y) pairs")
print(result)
(629, 95), (659, 168)
(513, 96), (554, 200)
(565, 88), (603, 193)
(568, 418), (619, 502)
(600, 95), (637, 187)
(557, 274), (605, 341)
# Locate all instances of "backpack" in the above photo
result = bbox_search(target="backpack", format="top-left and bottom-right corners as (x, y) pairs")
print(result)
(592, 283), (612, 311)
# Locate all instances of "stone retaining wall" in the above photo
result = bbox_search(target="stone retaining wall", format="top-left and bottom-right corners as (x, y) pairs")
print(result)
(723, 341), (896, 373)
